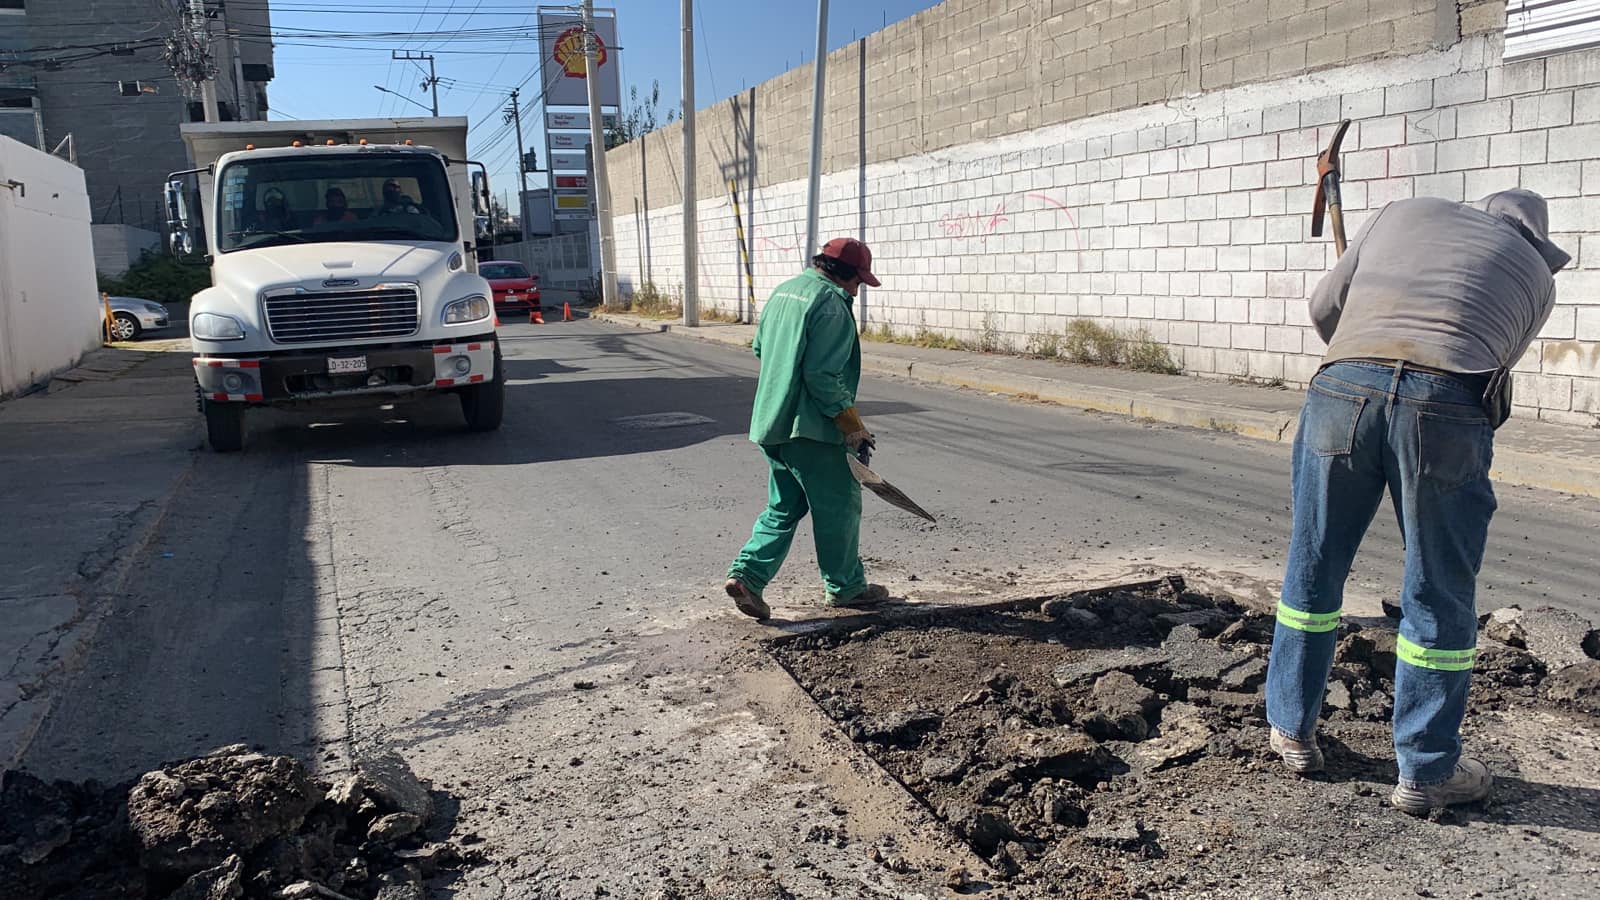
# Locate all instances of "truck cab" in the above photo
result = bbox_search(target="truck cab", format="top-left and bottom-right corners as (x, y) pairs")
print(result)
(168, 119), (502, 451)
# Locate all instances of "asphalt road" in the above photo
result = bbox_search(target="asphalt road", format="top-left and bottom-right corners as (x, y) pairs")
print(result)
(20, 319), (1600, 896)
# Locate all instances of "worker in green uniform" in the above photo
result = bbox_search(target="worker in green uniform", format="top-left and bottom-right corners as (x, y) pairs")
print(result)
(725, 238), (891, 620)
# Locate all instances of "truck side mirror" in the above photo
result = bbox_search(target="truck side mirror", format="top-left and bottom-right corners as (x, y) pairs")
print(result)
(164, 177), (199, 259)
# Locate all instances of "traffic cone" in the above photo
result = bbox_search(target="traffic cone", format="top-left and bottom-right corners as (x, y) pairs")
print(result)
(529, 306), (544, 325)
(493, 309), (501, 328)
(562, 302), (573, 322)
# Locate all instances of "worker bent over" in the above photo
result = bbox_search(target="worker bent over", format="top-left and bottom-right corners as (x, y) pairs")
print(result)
(725, 238), (891, 620)
(1266, 190), (1570, 815)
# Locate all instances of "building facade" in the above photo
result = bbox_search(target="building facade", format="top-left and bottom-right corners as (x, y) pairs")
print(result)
(0, 0), (274, 231)
(605, 0), (1600, 427)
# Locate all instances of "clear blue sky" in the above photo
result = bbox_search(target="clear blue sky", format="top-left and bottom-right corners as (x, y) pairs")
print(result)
(264, 1), (944, 208)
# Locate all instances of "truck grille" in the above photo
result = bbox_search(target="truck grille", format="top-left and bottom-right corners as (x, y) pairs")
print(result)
(263, 287), (420, 344)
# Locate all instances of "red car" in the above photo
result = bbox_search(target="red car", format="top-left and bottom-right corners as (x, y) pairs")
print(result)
(480, 260), (540, 312)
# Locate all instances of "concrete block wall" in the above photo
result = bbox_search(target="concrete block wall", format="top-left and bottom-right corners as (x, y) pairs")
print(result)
(607, 0), (1447, 214)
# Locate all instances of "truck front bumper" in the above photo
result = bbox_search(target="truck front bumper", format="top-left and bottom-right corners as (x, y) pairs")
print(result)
(194, 338), (497, 403)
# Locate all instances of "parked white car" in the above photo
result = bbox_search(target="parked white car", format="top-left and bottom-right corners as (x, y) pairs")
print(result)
(104, 296), (172, 341)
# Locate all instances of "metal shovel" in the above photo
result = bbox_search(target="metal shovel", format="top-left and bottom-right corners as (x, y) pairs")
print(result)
(849, 446), (937, 523)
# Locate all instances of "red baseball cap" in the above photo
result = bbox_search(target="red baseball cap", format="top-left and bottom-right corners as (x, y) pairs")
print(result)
(820, 237), (880, 287)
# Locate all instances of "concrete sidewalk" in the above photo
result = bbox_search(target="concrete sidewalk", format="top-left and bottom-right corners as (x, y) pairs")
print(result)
(593, 312), (1600, 499)
(0, 344), (199, 769)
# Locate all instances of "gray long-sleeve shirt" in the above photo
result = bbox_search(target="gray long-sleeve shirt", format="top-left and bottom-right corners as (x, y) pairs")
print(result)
(1310, 191), (1571, 373)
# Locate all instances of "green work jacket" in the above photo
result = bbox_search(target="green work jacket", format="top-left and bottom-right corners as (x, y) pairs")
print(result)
(748, 268), (860, 446)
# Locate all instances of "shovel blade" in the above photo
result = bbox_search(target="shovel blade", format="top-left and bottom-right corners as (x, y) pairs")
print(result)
(847, 455), (937, 523)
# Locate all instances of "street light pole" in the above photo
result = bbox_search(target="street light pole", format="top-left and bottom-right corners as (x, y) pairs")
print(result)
(391, 50), (440, 116)
(583, 0), (619, 308)
(189, 0), (219, 122)
(373, 85), (432, 115)
(803, 0), (829, 263)
(681, 0), (698, 326)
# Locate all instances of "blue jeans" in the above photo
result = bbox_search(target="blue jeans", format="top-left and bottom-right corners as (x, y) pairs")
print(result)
(1266, 361), (1497, 786)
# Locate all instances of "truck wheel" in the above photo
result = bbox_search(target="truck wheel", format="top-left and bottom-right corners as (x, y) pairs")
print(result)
(459, 346), (505, 432)
(204, 400), (246, 452)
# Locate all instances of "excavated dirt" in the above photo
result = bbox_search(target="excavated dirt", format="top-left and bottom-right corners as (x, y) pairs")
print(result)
(773, 578), (1600, 898)
(1, 746), (483, 900)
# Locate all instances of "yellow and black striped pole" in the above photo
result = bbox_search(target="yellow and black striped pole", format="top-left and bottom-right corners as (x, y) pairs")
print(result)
(728, 179), (756, 324)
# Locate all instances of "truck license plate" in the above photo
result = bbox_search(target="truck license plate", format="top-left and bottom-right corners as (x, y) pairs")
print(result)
(327, 356), (367, 374)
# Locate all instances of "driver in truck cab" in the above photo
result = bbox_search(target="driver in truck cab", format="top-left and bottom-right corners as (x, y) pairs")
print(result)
(379, 178), (423, 215)
(256, 187), (295, 231)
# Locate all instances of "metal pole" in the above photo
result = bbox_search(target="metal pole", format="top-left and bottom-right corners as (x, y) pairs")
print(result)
(803, 0), (829, 263)
(584, 0), (620, 308)
(428, 55), (440, 117)
(191, 0), (219, 123)
(509, 90), (527, 241)
(681, 0), (698, 326)
(220, 1), (246, 118)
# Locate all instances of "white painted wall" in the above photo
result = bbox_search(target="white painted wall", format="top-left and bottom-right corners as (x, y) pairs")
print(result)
(611, 36), (1600, 427)
(0, 136), (99, 397)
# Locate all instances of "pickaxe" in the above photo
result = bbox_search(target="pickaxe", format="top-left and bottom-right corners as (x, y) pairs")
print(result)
(1310, 119), (1353, 257)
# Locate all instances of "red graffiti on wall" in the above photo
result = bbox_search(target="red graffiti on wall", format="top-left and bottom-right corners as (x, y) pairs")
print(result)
(1025, 192), (1083, 250)
(938, 199), (1009, 241)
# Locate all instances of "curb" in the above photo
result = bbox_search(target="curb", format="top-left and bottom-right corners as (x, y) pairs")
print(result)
(592, 313), (1600, 500)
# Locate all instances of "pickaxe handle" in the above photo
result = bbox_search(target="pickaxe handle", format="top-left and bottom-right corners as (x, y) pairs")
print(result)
(1310, 119), (1352, 257)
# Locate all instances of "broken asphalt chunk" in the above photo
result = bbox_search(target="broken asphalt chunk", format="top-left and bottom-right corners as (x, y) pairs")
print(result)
(355, 752), (434, 821)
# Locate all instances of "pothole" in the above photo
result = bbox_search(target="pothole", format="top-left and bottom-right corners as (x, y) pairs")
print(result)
(769, 577), (1600, 896)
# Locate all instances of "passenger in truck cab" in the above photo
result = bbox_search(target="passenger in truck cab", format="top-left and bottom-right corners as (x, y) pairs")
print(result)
(313, 187), (358, 225)
(378, 178), (423, 216)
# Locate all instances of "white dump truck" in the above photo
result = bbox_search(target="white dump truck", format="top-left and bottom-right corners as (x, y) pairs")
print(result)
(166, 118), (502, 451)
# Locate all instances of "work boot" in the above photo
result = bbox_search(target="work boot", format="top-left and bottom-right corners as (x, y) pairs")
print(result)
(1390, 758), (1493, 816)
(826, 583), (890, 608)
(725, 578), (770, 621)
(1270, 729), (1325, 774)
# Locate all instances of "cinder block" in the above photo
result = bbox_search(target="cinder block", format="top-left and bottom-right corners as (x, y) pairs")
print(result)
(1546, 47), (1600, 90)
(1420, 169), (1465, 199)
(1513, 92), (1574, 131)
(1285, 352), (1323, 383)
(1159, 197), (1190, 223)
(1541, 306), (1578, 340)
(1157, 245), (1188, 269)
(1386, 80), (1434, 115)
(1150, 148), (1180, 174)
(1242, 134), (1280, 163)
(1435, 71), (1488, 107)
(1186, 296), (1218, 321)
(1287, 241), (1330, 270)
(1197, 324), (1230, 350)
(1359, 115), (1407, 149)
(1219, 245), (1253, 271)
(1437, 137), (1491, 172)
(1572, 377), (1600, 414)
(1168, 171), (1199, 197)
(1264, 102), (1302, 134)
(1577, 307), (1600, 341)
(1252, 244), (1288, 271)
(1488, 58), (1547, 98)
(1267, 271), (1305, 298)
(1197, 116), (1230, 143)
(1547, 123), (1600, 163)
(1266, 325), (1305, 354)
(1219, 296), (1253, 322)
(1544, 340), (1600, 378)
(1280, 126), (1321, 159)
(1211, 139), (1245, 167)
(1464, 167), (1521, 203)
(1180, 144), (1210, 170)
(1489, 131), (1547, 167)
(1342, 88), (1386, 122)
(1266, 215), (1304, 244)
(1200, 219), (1233, 245)
(1343, 148), (1389, 180)
(1266, 159), (1302, 187)
(1301, 94), (1343, 127)
(1513, 341), (1544, 374)
(1457, 100), (1513, 138)
(1231, 164), (1267, 191)
(1169, 320), (1201, 346)
(1306, 32), (1347, 70)
(1229, 110), (1265, 138)
(1368, 176), (1416, 206)
(1232, 217), (1267, 245)
(1584, 161), (1600, 195)
(1213, 348), (1251, 375)
(1187, 246), (1219, 270)
(1197, 168), (1231, 196)
(1407, 108), (1457, 143)
(1252, 190), (1289, 217)
(1388, 144), (1436, 177)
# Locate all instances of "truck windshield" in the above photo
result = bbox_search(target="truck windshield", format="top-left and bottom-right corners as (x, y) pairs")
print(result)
(216, 153), (458, 252)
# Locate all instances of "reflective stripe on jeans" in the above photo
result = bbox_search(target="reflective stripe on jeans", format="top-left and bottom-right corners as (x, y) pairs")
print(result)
(1396, 635), (1477, 672)
(1275, 601), (1342, 633)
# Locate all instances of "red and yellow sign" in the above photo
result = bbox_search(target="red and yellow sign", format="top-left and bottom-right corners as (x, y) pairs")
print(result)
(552, 26), (607, 78)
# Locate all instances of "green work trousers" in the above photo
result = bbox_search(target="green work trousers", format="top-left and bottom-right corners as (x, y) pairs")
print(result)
(728, 439), (866, 599)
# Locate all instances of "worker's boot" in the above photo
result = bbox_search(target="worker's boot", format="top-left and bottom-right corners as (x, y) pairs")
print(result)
(725, 578), (770, 621)
(1270, 729), (1325, 774)
(1390, 758), (1493, 816)
(826, 583), (890, 608)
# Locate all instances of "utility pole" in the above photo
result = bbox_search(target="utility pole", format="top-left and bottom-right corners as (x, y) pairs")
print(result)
(583, 0), (619, 308)
(218, 0), (247, 118)
(189, 0), (219, 122)
(506, 89), (527, 240)
(681, 0), (698, 326)
(391, 50), (440, 116)
(803, 0), (830, 263)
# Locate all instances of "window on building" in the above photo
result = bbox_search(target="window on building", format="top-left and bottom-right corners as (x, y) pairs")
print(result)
(1505, 0), (1600, 60)
(0, 0), (26, 13)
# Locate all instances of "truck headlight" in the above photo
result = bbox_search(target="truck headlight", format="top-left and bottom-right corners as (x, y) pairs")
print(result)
(442, 295), (491, 325)
(193, 313), (246, 340)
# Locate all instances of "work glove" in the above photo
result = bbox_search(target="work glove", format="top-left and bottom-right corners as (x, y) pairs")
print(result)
(834, 406), (876, 460)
